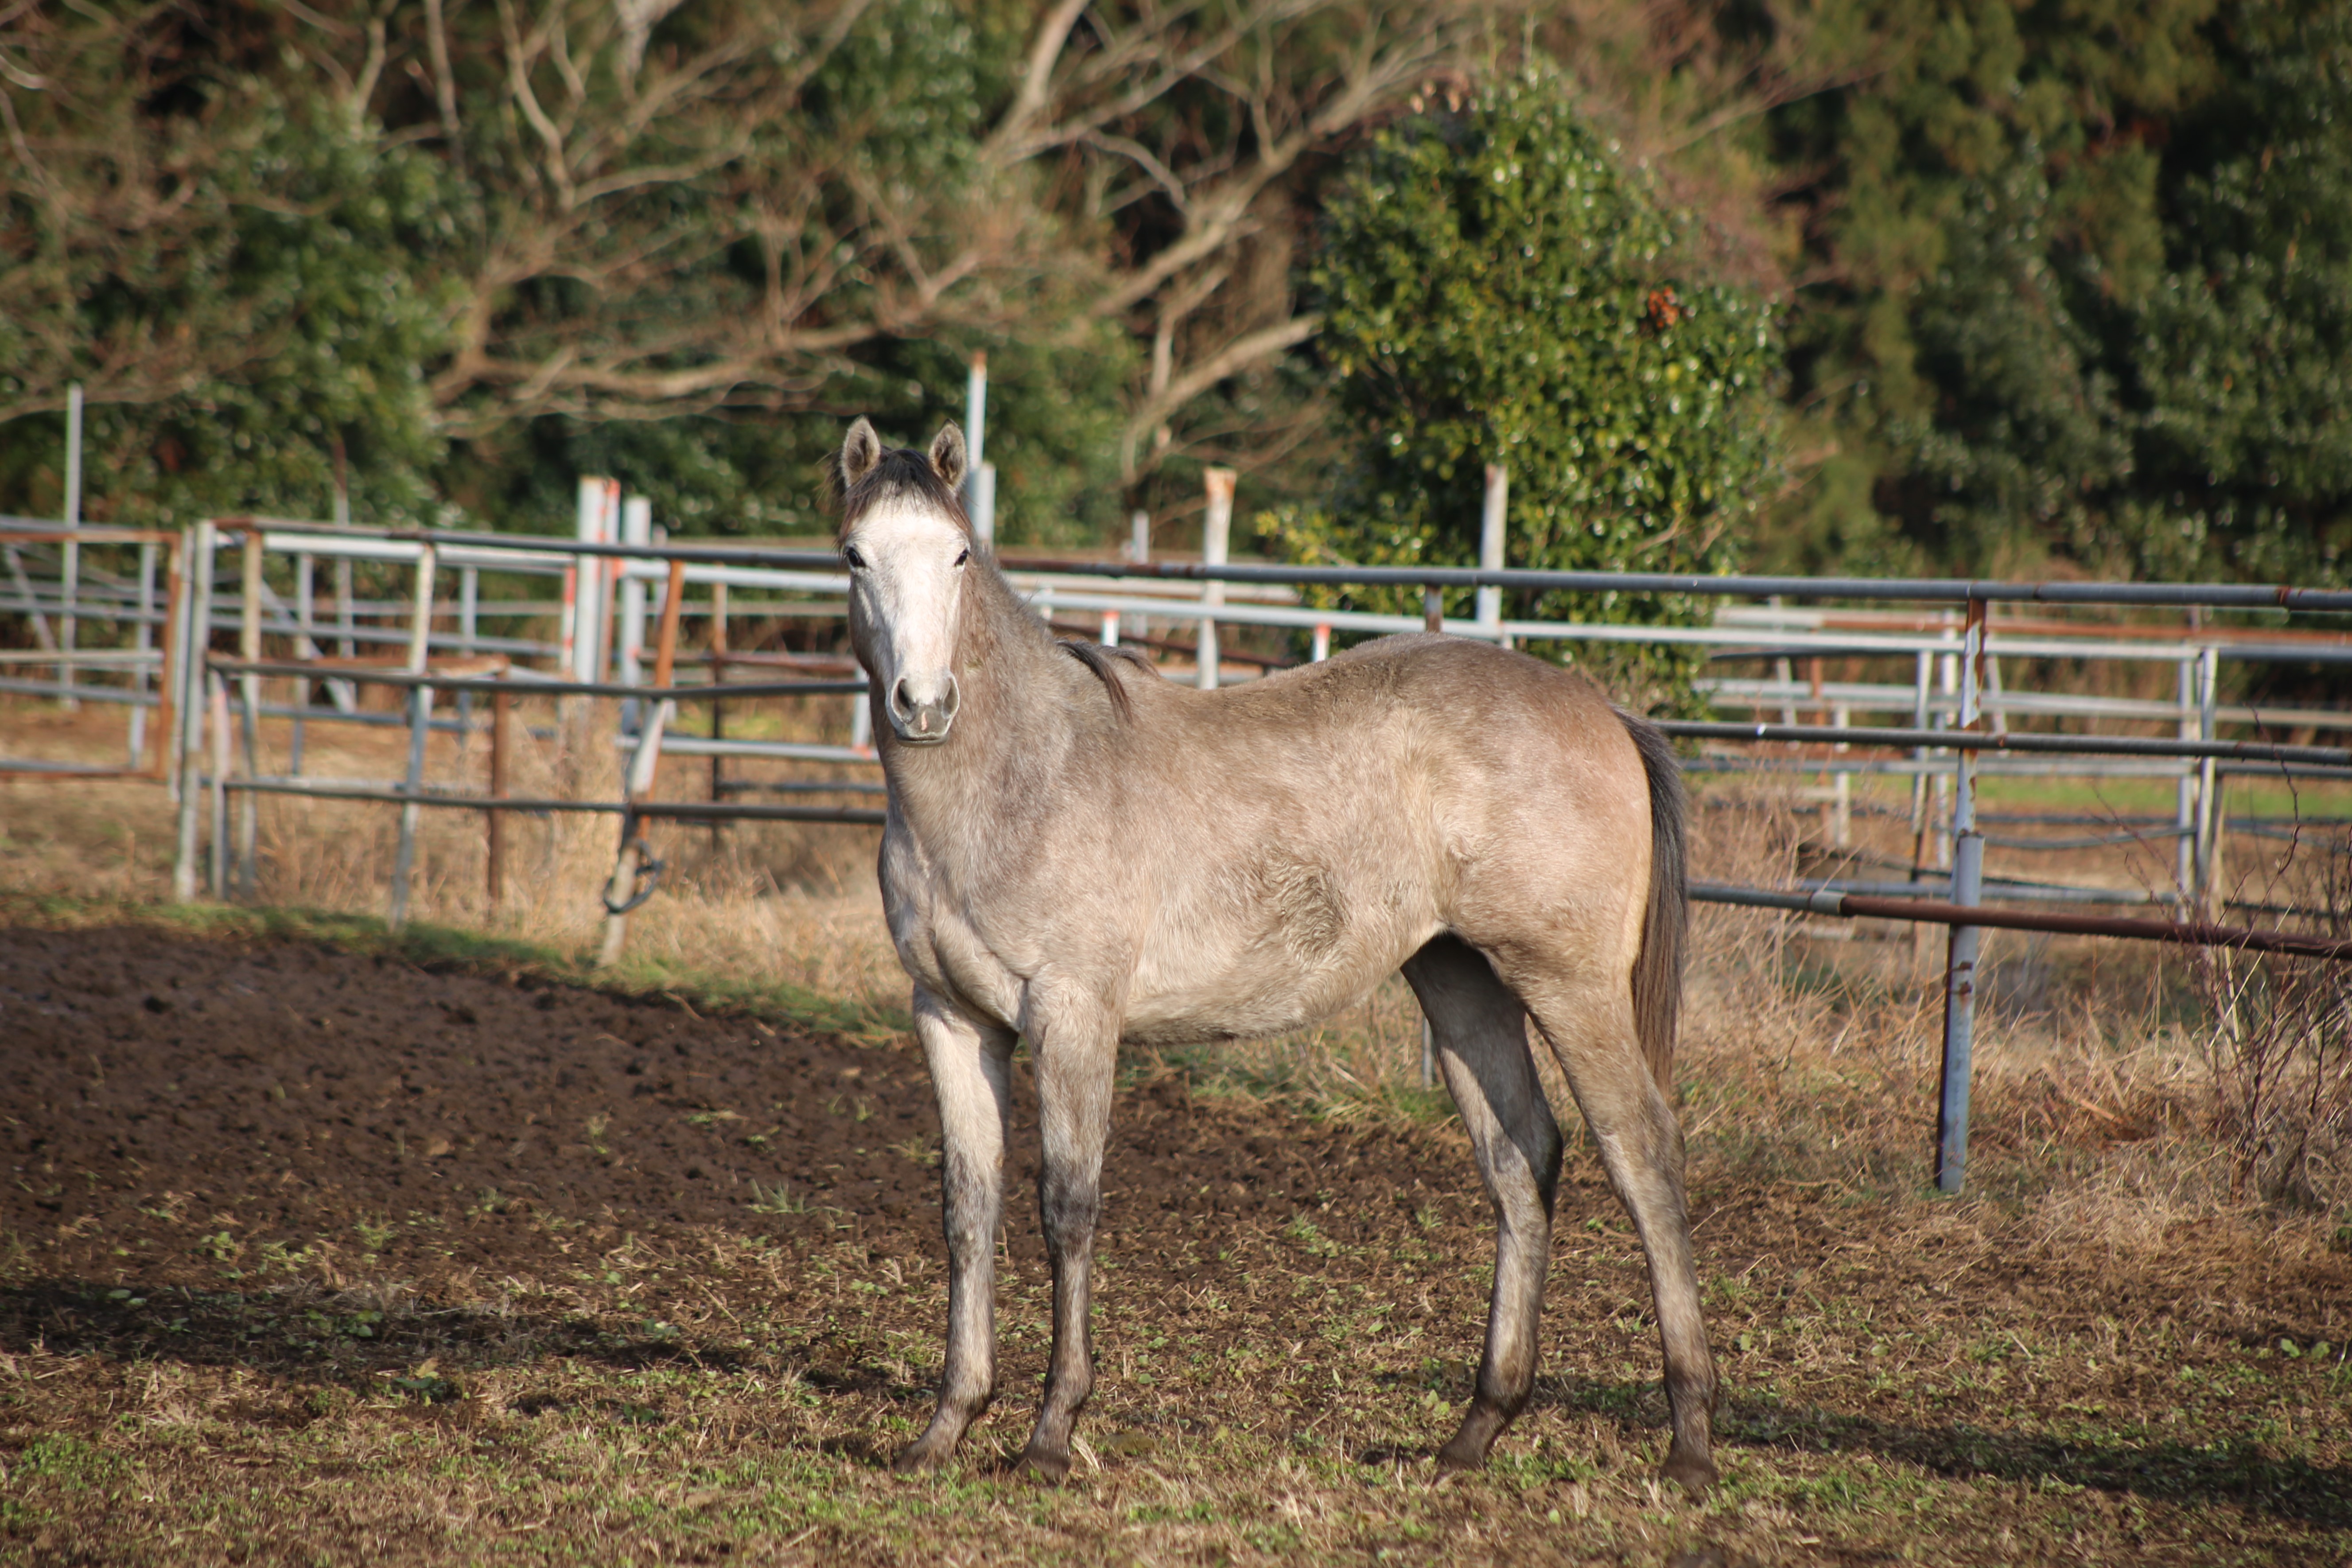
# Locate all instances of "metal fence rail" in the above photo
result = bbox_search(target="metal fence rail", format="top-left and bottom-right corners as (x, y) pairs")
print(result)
(8, 490), (2351, 1201)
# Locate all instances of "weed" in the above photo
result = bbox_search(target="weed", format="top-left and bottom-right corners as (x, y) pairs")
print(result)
(748, 1181), (809, 1216)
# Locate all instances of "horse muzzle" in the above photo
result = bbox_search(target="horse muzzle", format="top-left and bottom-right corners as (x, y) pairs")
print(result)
(888, 672), (960, 745)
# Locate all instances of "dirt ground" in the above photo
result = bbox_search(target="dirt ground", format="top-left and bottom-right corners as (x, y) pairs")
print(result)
(3, 912), (2349, 1565)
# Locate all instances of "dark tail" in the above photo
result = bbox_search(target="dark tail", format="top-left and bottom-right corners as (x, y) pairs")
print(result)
(1618, 709), (1688, 1091)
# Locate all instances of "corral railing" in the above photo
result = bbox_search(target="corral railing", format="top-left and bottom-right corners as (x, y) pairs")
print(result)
(4, 496), (2349, 1195)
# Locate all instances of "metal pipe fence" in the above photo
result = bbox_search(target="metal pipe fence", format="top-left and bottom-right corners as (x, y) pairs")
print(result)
(6, 497), (2350, 1198)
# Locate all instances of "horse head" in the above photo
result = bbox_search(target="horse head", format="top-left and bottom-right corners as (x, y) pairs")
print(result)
(838, 418), (974, 746)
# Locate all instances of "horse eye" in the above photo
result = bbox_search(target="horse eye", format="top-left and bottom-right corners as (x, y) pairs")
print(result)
(953, 548), (970, 568)
(843, 545), (867, 570)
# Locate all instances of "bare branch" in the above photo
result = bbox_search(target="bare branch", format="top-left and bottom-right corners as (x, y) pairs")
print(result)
(1121, 313), (1321, 480)
(424, 0), (461, 144)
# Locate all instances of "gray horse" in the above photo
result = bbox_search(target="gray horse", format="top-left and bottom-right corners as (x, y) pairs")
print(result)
(839, 418), (1717, 1493)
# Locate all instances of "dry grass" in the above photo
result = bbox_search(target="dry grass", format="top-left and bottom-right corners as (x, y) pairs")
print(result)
(8, 690), (2348, 1235)
(7, 693), (2352, 1564)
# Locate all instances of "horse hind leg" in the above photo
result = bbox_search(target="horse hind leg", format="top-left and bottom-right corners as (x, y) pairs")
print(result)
(1401, 935), (1563, 1470)
(1512, 969), (1719, 1495)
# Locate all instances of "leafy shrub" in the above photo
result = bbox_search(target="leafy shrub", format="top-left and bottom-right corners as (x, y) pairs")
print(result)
(1271, 62), (1780, 705)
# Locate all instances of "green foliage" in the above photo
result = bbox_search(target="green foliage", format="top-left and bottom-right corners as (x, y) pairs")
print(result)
(0, 81), (457, 527)
(1279, 65), (1781, 703)
(1771, 0), (2352, 584)
(0, 0), (1126, 541)
(448, 327), (1134, 544)
(2121, 0), (2352, 581)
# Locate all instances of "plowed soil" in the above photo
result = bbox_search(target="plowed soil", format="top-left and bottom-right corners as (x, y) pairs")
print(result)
(3, 918), (2349, 1565)
(1, 922), (1488, 1327)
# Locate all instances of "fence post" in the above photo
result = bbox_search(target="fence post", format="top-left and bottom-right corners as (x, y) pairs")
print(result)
(1312, 622), (1330, 662)
(966, 352), (997, 547)
(1934, 596), (1988, 1195)
(236, 531), (264, 896)
(595, 480), (621, 681)
(208, 671), (230, 899)
(58, 382), (81, 710)
(290, 548), (313, 773)
(130, 542), (157, 766)
(2194, 643), (2222, 912)
(710, 576), (728, 849)
(1934, 619), (1958, 869)
(572, 478), (605, 684)
(172, 523), (214, 900)
(1198, 468), (1234, 690)
(971, 463), (997, 549)
(488, 673), (510, 910)
(1477, 462), (1507, 639)
(387, 545), (439, 931)
(600, 558), (686, 965)
(1831, 701), (1852, 848)
(2176, 654), (2197, 894)
(618, 495), (653, 728)
(153, 533), (185, 788)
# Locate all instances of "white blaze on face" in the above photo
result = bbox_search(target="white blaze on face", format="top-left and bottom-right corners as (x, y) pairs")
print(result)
(846, 498), (970, 742)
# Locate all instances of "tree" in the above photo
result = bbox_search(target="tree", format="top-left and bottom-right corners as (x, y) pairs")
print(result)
(1276, 63), (1781, 701)
(1764, 0), (2352, 586)
(0, 0), (1481, 538)
(2119, 0), (2352, 584)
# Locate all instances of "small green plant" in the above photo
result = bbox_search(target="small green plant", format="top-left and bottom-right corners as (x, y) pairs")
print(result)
(748, 1181), (809, 1216)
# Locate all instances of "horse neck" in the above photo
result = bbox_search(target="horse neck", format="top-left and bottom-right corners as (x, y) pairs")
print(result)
(882, 560), (1073, 836)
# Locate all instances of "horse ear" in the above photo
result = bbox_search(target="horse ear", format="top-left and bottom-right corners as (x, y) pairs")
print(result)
(840, 417), (882, 486)
(928, 422), (968, 490)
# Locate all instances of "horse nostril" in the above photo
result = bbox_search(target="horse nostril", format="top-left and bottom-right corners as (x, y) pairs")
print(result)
(940, 676), (960, 718)
(890, 677), (918, 721)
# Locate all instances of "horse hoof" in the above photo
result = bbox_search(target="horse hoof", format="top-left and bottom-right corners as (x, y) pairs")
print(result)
(1660, 1448), (1718, 1498)
(1434, 1435), (1488, 1471)
(893, 1438), (952, 1474)
(1020, 1445), (1072, 1486)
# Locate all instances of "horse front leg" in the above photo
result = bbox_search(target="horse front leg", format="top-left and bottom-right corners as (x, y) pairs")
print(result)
(895, 987), (1016, 1472)
(1018, 993), (1119, 1483)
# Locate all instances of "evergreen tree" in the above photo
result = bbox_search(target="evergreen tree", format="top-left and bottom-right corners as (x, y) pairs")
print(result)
(1278, 65), (1781, 701)
(1768, 0), (2352, 584)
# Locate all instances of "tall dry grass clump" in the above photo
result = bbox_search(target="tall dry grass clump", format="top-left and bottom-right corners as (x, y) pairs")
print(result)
(2193, 831), (2352, 1210)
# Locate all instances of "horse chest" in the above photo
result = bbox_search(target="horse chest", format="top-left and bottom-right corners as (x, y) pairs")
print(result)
(881, 863), (1029, 1026)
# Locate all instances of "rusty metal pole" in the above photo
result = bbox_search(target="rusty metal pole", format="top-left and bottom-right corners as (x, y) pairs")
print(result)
(1934, 597), (1988, 1194)
(709, 578), (727, 856)
(154, 533), (185, 788)
(598, 558), (685, 965)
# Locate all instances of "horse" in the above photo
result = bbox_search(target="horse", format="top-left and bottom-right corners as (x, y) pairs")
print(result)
(836, 417), (1718, 1493)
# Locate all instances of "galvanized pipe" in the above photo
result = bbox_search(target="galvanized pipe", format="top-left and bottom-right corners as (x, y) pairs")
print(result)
(386, 546), (439, 931)
(1935, 602), (1987, 1196)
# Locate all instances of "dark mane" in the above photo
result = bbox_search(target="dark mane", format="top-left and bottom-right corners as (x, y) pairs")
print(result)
(1058, 640), (1152, 722)
(836, 446), (972, 538)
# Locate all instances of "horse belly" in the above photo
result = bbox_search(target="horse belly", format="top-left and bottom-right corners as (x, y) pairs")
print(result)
(1118, 903), (1438, 1047)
